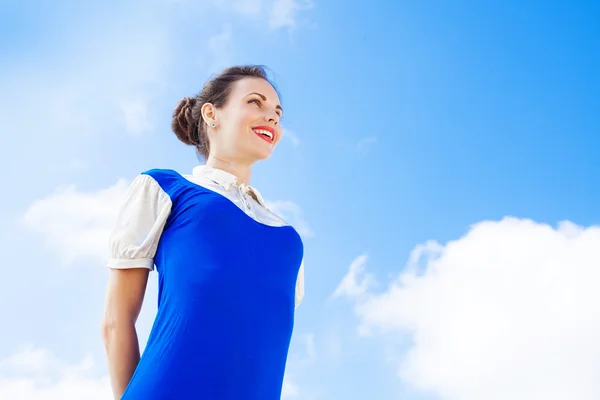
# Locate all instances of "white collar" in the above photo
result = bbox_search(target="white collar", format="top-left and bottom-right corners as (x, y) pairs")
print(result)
(192, 165), (266, 207)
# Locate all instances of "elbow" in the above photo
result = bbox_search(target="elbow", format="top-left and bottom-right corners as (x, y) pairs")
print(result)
(101, 312), (124, 346)
(101, 317), (115, 346)
(101, 315), (135, 346)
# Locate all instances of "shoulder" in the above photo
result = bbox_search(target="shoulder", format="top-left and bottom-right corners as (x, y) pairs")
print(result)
(108, 171), (175, 271)
(118, 172), (173, 215)
(141, 168), (180, 184)
(138, 168), (188, 197)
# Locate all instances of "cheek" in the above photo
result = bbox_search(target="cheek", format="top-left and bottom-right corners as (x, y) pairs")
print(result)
(275, 129), (284, 146)
(223, 108), (248, 130)
(236, 106), (258, 125)
(225, 108), (257, 144)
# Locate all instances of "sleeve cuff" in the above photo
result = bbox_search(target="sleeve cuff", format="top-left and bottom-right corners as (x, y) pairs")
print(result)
(107, 257), (154, 270)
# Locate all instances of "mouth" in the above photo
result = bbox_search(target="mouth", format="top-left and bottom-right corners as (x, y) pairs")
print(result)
(252, 126), (276, 144)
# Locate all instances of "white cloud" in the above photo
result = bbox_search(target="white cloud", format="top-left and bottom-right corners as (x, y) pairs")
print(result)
(281, 332), (318, 399)
(213, 0), (314, 29)
(0, 8), (172, 181)
(22, 179), (129, 265)
(0, 345), (111, 400)
(338, 217), (600, 400)
(266, 200), (313, 237)
(22, 181), (313, 267)
(119, 98), (153, 136)
(208, 23), (235, 74)
(332, 254), (377, 299)
(282, 376), (300, 398)
(232, 0), (264, 16)
(66, 24), (168, 137)
(283, 128), (301, 146)
(290, 332), (316, 367)
(269, 0), (314, 30)
(1, 18), (169, 138)
(0, 0), (317, 166)
(212, 0), (263, 16)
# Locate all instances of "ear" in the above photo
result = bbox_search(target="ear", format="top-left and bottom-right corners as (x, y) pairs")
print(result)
(201, 102), (217, 126)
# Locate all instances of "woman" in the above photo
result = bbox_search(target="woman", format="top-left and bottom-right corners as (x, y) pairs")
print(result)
(101, 65), (305, 400)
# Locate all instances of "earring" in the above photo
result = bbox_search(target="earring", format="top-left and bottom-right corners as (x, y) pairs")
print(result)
(210, 122), (216, 128)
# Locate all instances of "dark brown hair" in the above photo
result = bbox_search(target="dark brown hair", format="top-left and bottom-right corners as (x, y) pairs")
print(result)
(171, 65), (277, 160)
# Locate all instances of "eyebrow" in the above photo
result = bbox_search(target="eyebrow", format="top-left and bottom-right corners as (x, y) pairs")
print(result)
(247, 92), (283, 113)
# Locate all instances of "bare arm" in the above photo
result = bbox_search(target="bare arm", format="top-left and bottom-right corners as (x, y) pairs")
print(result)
(102, 268), (150, 400)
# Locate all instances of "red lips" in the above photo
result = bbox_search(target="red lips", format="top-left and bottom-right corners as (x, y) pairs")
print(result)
(252, 125), (276, 144)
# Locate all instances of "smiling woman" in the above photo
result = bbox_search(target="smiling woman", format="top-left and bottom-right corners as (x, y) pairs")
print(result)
(101, 65), (305, 400)
(172, 66), (283, 167)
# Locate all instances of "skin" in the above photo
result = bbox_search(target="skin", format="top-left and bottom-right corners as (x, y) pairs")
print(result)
(201, 76), (283, 184)
(102, 268), (149, 399)
(101, 76), (283, 399)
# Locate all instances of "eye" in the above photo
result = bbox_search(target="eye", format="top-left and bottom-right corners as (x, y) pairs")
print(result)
(249, 98), (282, 119)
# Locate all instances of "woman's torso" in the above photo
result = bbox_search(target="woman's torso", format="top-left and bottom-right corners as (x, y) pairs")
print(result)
(119, 168), (304, 400)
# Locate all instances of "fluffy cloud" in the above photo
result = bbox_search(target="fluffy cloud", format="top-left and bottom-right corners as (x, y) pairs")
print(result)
(1, 0), (316, 147)
(337, 217), (600, 400)
(332, 254), (377, 298)
(0, 345), (110, 400)
(213, 0), (314, 29)
(282, 378), (300, 398)
(214, 0), (264, 16)
(119, 97), (154, 136)
(23, 179), (311, 265)
(0, 13), (170, 143)
(0, 344), (303, 399)
(22, 180), (129, 265)
(208, 23), (235, 74)
(270, 0), (314, 30)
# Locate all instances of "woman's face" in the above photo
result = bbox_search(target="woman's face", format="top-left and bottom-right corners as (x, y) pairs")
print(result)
(207, 77), (283, 163)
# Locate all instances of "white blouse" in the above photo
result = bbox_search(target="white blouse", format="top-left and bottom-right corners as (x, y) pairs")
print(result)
(107, 165), (305, 308)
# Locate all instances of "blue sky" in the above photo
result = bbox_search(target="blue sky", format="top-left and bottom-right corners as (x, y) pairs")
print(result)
(1, 1), (599, 399)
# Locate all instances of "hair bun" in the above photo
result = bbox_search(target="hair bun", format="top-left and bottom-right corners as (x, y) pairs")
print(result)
(172, 96), (198, 146)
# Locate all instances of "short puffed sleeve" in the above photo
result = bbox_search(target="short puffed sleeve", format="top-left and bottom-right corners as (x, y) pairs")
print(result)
(295, 260), (305, 309)
(106, 174), (172, 270)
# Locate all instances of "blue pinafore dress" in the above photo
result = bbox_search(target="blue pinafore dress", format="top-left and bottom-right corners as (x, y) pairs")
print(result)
(120, 169), (304, 400)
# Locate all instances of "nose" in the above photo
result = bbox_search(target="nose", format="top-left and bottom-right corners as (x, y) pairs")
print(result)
(264, 109), (279, 125)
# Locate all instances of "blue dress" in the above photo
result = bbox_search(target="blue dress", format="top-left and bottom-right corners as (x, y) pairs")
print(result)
(120, 169), (304, 400)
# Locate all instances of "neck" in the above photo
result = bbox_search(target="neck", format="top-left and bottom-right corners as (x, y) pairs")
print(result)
(204, 155), (252, 185)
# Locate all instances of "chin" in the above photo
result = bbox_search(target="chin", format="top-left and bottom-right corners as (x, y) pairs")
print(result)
(255, 150), (273, 161)
(251, 144), (275, 161)
(242, 148), (272, 164)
